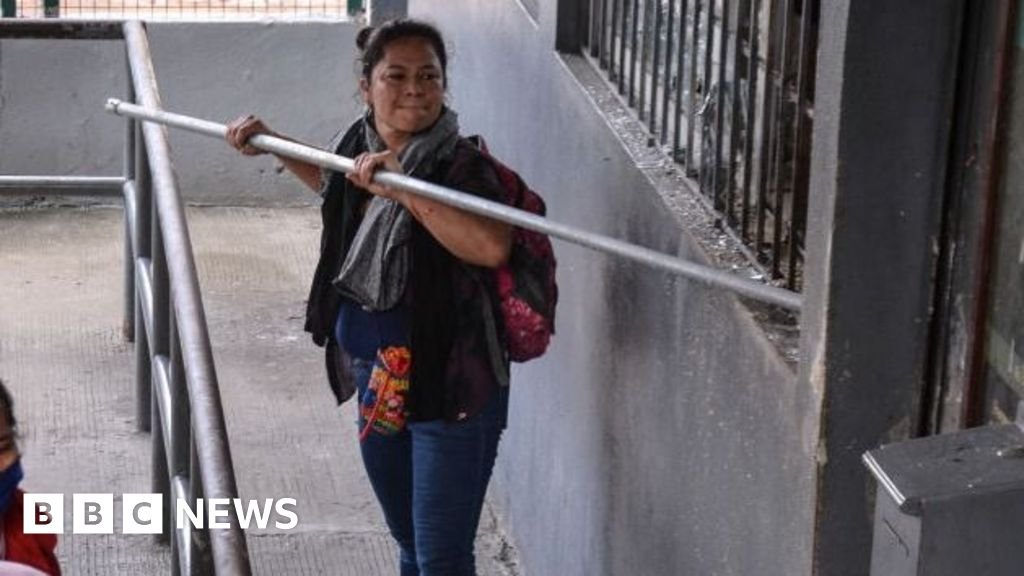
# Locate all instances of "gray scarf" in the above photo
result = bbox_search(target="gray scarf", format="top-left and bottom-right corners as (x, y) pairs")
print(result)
(333, 108), (460, 311)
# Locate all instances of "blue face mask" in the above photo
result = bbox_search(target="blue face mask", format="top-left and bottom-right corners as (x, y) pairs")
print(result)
(0, 459), (23, 516)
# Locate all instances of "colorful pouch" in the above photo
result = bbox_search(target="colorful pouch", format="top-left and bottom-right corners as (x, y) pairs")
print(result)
(359, 346), (411, 441)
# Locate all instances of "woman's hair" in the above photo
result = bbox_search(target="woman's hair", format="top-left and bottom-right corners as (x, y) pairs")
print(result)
(0, 379), (15, 431)
(356, 19), (448, 86)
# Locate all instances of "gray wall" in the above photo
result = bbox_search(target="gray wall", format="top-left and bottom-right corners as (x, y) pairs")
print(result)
(0, 21), (361, 205)
(406, 1), (818, 574)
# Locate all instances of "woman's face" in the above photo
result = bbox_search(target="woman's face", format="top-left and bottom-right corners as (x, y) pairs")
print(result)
(360, 36), (445, 150)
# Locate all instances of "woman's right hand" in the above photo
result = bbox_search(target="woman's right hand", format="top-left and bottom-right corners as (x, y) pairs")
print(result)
(225, 115), (275, 156)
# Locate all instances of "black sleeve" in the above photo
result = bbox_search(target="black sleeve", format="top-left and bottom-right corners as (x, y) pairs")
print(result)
(442, 141), (506, 205)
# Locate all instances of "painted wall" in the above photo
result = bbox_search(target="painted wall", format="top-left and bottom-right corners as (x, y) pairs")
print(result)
(404, 1), (819, 574)
(0, 21), (361, 205)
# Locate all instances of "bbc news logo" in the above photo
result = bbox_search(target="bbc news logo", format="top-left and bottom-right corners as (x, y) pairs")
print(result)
(23, 494), (299, 534)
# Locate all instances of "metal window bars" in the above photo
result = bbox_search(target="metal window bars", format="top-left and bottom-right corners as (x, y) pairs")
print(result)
(0, 19), (252, 575)
(584, 0), (818, 291)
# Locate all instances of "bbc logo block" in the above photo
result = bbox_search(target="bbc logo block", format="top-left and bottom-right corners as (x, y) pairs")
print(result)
(24, 493), (164, 534)
(122, 493), (163, 535)
(22, 494), (63, 534)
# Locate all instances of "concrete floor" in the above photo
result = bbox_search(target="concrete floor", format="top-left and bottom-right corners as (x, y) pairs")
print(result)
(0, 204), (520, 575)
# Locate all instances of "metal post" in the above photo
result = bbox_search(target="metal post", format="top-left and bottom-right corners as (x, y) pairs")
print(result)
(673, 0), (690, 160)
(151, 215), (169, 387)
(169, 313), (192, 498)
(189, 439), (213, 576)
(152, 372), (170, 545)
(123, 63), (137, 343)
(649, 0), (663, 133)
(134, 258), (152, 434)
(169, 312), (191, 573)
(686, 0), (702, 172)
(0, 176), (124, 193)
(135, 122), (153, 433)
(151, 193), (170, 543)
(740, 0), (761, 241)
(169, 312), (190, 469)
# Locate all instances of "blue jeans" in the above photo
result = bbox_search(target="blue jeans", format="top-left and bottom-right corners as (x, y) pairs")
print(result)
(351, 358), (508, 576)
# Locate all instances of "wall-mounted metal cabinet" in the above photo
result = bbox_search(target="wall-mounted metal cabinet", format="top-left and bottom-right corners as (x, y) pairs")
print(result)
(864, 423), (1024, 575)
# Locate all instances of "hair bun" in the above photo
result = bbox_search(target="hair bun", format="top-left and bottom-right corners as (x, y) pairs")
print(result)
(356, 26), (375, 51)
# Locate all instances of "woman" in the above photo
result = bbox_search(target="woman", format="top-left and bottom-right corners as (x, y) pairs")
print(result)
(0, 380), (61, 576)
(226, 19), (514, 576)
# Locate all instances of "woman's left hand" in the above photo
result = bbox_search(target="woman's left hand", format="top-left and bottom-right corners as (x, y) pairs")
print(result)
(346, 151), (407, 202)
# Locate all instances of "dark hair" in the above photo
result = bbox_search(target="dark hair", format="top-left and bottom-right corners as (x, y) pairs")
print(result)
(356, 19), (448, 86)
(0, 379), (15, 431)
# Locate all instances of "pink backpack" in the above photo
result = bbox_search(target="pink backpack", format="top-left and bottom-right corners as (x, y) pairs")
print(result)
(468, 136), (558, 364)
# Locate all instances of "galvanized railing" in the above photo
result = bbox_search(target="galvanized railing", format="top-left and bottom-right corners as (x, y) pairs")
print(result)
(583, 0), (818, 290)
(104, 99), (803, 311)
(0, 19), (252, 575)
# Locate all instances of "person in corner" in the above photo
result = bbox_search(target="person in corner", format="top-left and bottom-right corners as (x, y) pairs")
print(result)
(225, 18), (518, 576)
(0, 379), (60, 576)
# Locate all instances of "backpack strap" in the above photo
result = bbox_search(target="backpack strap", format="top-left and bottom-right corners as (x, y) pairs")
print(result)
(478, 287), (511, 388)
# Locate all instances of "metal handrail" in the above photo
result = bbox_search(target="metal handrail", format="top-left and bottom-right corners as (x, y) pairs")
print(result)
(0, 175), (126, 191)
(0, 18), (253, 575)
(104, 99), (804, 311)
(123, 20), (252, 575)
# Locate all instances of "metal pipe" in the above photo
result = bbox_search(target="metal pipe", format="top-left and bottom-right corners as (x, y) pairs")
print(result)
(626, 0), (634, 105)
(673, 0), (690, 160)
(755, 0), (780, 262)
(169, 313), (191, 478)
(124, 20), (252, 575)
(171, 475), (190, 575)
(648, 0), (662, 134)
(686, 0), (701, 172)
(712, 0), (731, 211)
(618, 0), (628, 94)
(637, 0), (651, 119)
(135, 256), (154, 434)
(726, 0), (750, 227)
(786, 0), (815, 290)
(741, 0), (761, 241)
(123, 62), (137, 343)
(660, 0), (674, 145)
(151, 354), (171, 545)
(105, 97), (802, 311)
(189, 437), (214, 575)
(134, 127), (154, 433)
(122, 181), (137, 342)
(0, 175), (125, 195)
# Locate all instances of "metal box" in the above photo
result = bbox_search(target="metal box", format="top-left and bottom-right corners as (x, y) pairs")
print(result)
(863, 423), (1024, 576)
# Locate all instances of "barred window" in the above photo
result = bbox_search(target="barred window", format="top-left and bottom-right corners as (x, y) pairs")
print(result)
(582, 0), (818, 290)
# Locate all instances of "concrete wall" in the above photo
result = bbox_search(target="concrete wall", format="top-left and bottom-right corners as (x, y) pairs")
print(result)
(404, 1), (818, 574)
(0, 21), (362, 205)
